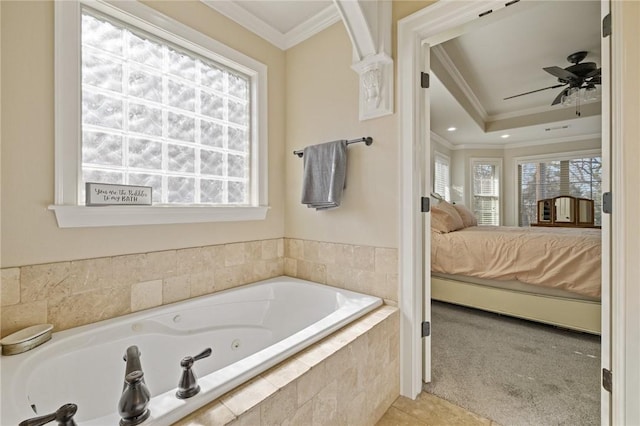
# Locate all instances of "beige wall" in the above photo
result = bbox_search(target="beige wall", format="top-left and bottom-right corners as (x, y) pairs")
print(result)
(284, 22), (398, 249)
(283, 1), (434, 249)
(0, 1), (286, 268)
(1, 0), (434, 267)
(450, 138), (602, 225)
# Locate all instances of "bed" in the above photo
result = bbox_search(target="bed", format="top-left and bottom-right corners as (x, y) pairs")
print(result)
(430, 201), (601, 335)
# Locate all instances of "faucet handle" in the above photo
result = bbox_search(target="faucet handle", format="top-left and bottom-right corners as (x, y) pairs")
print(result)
(19, 403), (78, 426)
(176, 347), (212, 399)
(119, 371), (151, 426)
(180, 347), (212, 368)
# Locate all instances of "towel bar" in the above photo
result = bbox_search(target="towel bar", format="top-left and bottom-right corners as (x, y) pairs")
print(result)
(293, 137), (373, 158)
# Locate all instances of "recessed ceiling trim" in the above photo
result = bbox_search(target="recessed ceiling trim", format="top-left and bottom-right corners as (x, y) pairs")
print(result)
(487, 100), (600, 122)
(201, 1), (339, 50)
(432, 45), (488, 121)
(503, 132), (602, 149)
(448, 132), (601, 150)
(284, 5), (341, 50)
(430, 131), (455, 150)
(450, 143), (504, 150)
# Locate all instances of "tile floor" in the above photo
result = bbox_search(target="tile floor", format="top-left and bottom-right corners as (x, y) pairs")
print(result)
(376, 392), (500, 426)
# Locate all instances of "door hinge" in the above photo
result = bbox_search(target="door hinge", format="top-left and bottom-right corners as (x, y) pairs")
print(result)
(421, 72), (430, 89)
(603, 192), (612, 214)
(603, 13), (611, 38)
(603, 368), (612, 392)
(421, 197), (430, 213)
(421, 321), (431, 337)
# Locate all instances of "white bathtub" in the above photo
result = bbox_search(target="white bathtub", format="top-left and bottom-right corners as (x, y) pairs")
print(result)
(1, 276), (382, 425)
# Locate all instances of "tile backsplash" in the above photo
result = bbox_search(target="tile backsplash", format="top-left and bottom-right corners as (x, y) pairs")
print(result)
(284, 238), (398, 303)
(0, 239), (284, 337)
(0, 238), (397, 337)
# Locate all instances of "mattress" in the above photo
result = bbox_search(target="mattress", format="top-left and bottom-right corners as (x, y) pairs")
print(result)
(431, 226), (601, 299)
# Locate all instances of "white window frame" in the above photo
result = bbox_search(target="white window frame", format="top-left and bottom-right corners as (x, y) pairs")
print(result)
(51, 0), (268, 228)
(433, 151), (450, 202)
(513, 149), (601, 226)
(470, 157), (502, 226)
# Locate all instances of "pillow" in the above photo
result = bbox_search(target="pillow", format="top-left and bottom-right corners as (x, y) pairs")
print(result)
(454, 204), (478, 227)
(431, 200), (464, 233)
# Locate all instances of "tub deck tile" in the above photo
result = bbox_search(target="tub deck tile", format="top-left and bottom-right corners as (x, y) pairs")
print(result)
(221, 376), (278, 417)
(260, 384), (298, 425)
(296, 363), (327, 406)
(175, 401), (236, 426)
(173, 305), (399, 426)
(261, 358), (310, 389)
(226, 407), (260, 426)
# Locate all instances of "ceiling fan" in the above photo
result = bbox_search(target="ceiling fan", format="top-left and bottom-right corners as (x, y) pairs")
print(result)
(504, 51), (601, 110)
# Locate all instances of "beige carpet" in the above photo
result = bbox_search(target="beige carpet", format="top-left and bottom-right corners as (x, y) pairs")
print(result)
(425, 301), (601, 426)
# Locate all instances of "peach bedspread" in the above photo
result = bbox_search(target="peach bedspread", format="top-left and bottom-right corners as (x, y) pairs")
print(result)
(431, 226), (601, 298)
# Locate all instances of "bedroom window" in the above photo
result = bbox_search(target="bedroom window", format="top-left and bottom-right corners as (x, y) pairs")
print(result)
(517, 152), (602, 226)
(52, 0), (268, 227)
(433, 152), (451, 201)
(471, 158), (501, 226)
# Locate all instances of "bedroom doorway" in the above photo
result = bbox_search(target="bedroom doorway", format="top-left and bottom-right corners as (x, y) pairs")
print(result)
(397, 0), (613, 423)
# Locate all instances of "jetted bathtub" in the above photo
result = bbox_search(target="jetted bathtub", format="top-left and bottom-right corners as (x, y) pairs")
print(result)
(1, 276), (382, 425)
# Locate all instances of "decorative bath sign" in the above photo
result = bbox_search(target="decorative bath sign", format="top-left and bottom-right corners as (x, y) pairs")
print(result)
(86, 183), (152, 206)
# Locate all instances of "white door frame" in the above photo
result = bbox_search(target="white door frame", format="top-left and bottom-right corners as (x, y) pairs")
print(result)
(397, 3), (629, 424)
(609, 1), (640, 424)
(398, 0), (510, 400)
(599, 1), (611, 423)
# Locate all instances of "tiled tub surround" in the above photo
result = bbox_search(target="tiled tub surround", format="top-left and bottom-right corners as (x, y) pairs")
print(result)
(175, 306), (399, 426)
(1, 238), (398, 337)
(0, 239), (284, 337)
(1, 277), (384, 425)
(284, 239), (398, 302)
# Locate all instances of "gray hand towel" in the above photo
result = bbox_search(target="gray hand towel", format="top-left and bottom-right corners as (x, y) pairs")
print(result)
(301, 140), (347, 210)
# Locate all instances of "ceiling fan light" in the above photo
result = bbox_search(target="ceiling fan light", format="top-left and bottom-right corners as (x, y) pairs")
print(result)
(562, 87), (579, 106)
(584, 85), (598, 101)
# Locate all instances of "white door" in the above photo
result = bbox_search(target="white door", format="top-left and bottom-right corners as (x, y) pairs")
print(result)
(599, 0), (612, 423)
(422, 41), (432, 383)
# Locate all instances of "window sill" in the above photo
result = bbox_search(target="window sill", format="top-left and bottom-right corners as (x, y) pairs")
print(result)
(48, 205), (269, 228)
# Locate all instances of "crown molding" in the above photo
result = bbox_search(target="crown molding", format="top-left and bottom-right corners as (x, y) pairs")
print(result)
(432, 45), (488, 121)
(201, 0), (286, 49)
(430, 131), (455, 150)
(201, 1), (339, 50)
(284, 5), (341, 50)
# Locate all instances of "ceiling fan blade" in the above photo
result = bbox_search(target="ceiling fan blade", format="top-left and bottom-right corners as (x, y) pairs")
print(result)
(585, 67), (601, 78)
(588, 76), (601, 85)
(551, 88), (568, 106)
(543, 66), (579, 81)
(503, 84), (566, 100)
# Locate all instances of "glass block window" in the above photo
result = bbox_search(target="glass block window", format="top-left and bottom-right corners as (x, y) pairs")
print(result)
(81, 9), (250, 205)
(517, 154), (602, 226)
(471, 159), (501, 226)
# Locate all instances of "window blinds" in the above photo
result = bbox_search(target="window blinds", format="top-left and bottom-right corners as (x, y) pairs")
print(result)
(472, 160), (500, 226)
(434, 153), (450, 201)
(518, 156), (602, 226)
